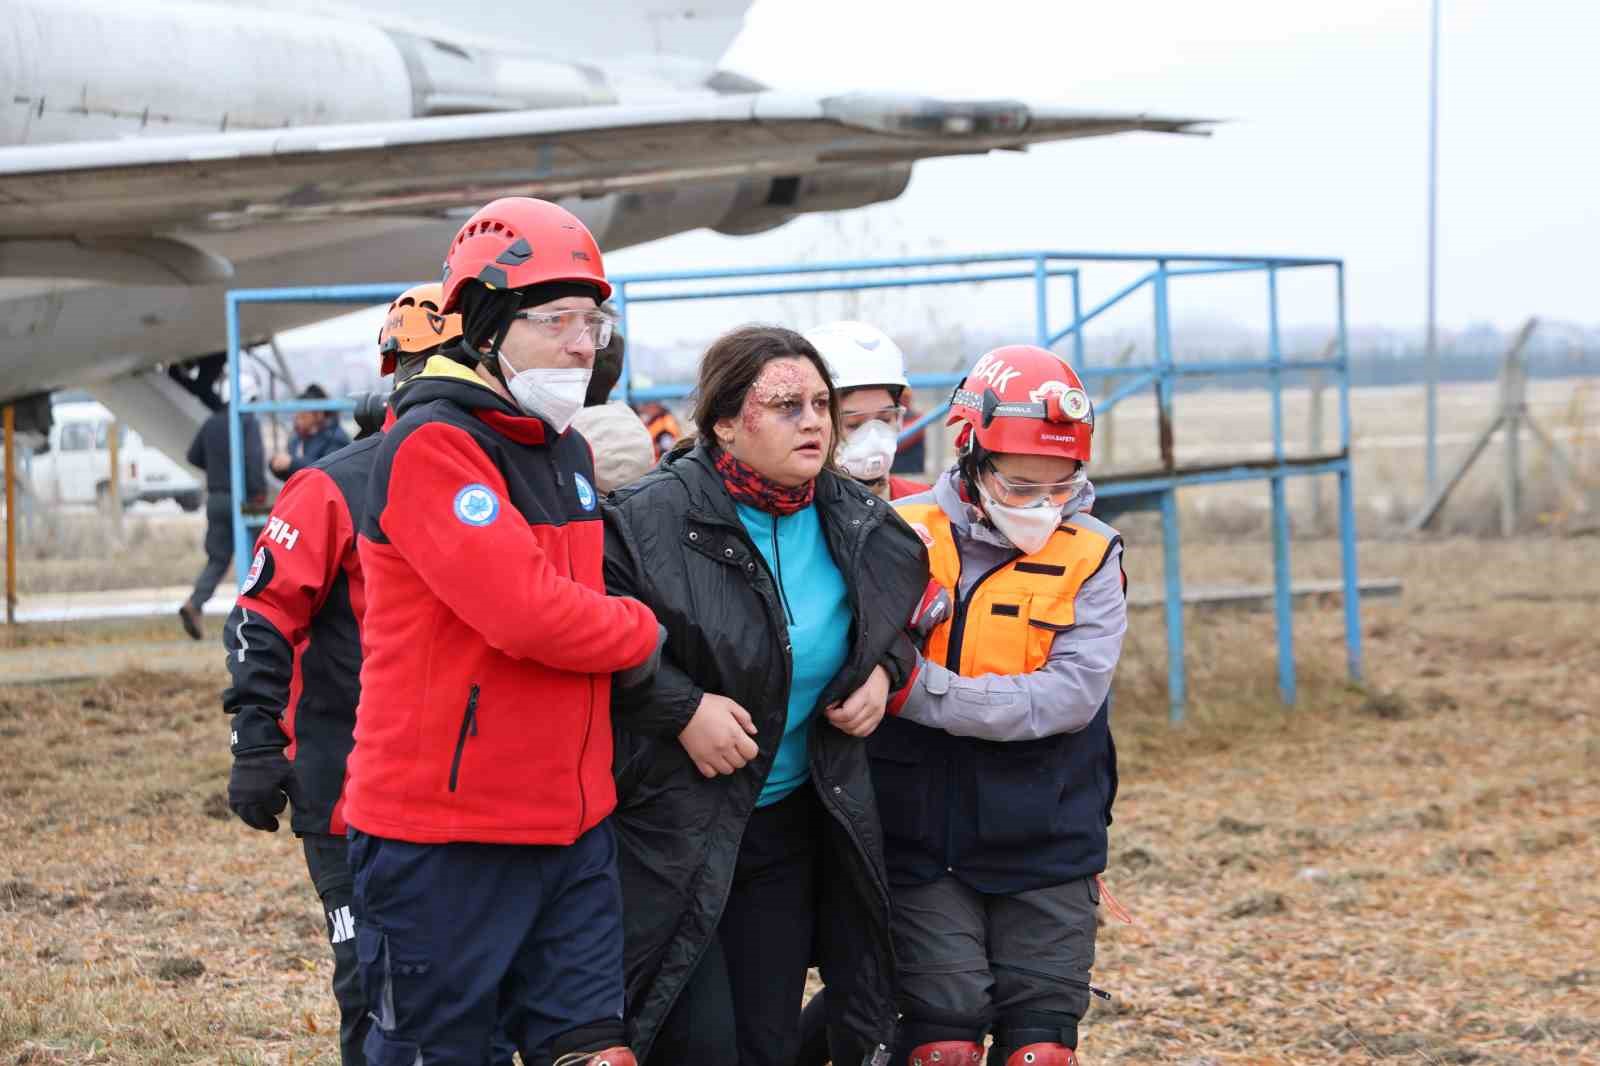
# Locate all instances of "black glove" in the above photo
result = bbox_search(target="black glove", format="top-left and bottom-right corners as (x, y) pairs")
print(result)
(228, 749), (296, 832)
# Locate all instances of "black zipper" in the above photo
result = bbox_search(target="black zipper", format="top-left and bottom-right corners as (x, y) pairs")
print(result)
(448, 684), (479, 792)
(576, 672), (592, 834)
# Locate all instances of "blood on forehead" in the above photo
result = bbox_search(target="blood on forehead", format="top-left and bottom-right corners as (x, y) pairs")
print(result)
(739, 359), (825, 430)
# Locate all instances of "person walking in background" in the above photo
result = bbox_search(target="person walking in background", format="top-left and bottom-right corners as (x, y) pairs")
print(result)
(271, 383), (351, 480)
(343, 197), (662, 1066)
(180, 369), (266, 640)
(603, 325), (928, 1066)
(634, 400), (682, 459)
(219, 286), (461, 1065)
(806, 320), (928, 501)
(876, 345), (1127, 1066)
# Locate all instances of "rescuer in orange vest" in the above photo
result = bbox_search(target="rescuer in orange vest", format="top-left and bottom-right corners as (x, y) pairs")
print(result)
(873, 344), (1128, 1066)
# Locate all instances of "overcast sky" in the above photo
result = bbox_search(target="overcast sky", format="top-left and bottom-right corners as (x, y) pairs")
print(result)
(604, 0), (1599, 336)
(286, 0), (1597, 366)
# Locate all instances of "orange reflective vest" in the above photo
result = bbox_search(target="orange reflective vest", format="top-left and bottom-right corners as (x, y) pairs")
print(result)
(893, 501), (1119, 678)
(641, 407), (682, 460)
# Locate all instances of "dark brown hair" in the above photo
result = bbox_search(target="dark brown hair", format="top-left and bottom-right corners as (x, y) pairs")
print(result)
(690, 325), (841, 461)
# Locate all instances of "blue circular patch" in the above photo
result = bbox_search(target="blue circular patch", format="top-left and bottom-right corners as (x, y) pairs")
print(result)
(453, 484), (500, 526)
(574, 472), (597, 512)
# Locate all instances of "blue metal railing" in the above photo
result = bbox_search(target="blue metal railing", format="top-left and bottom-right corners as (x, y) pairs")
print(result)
(224, 250), (1361, 722)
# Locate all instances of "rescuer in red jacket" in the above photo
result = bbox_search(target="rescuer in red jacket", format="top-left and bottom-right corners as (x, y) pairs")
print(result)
(342, 197), (662, 1066)
(221, 283), (462, 1066)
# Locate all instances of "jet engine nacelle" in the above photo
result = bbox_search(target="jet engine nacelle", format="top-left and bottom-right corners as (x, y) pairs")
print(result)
(712, 166), (914, 236)
(558, 165), (914, 253)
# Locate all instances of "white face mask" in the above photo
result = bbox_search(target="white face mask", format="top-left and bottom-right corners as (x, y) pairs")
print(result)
(837, 420), (898, 482)
(976, 479), (1065, 555)
(498, 358), (591, 434)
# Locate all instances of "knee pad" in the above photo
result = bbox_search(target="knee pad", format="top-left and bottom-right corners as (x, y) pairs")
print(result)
(907, 1041), (984, 1066)
(895, 1011), (990, 1066)
(992, 1047), (1076, 1066)
(549, 1019), (633, 1066)
(988, 1010), (1079, 1066)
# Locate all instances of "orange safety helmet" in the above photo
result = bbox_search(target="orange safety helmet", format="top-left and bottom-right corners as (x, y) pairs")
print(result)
(439, 197), (611, 316)
(378, 283), (462, 375)
(948, 345), (1093, 463)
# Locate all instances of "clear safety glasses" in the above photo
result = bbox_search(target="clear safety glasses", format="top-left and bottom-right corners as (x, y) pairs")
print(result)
(509, 308), (616, 348)
(982, 461), (1087, 508)
(841, 404), (904, 434)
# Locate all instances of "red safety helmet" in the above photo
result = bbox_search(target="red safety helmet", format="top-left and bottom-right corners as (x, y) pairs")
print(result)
(378, 283), (462, 375)
(948, 345), (1093, 463)
(439, 197), (611, 315)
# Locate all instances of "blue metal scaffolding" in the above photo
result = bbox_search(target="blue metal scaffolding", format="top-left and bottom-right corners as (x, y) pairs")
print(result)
(225, 250), (1362, 723)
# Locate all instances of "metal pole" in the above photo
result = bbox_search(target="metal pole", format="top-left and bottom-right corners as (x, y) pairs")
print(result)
(1069, 269), (1085, 370)
(1308, 371), (1326, 530)
(1160, 488), (1186, 724)
(1154, 261), (1176, 471)
(1152, 261), (1186, 722)
(1033, 254), (1050, 348)
(227, 296), (250, 591)
(614, 280), (632, 406)
(1266, 266), (1296, 705)
(4, 404), (15, 625)
(1424, 0), (1441, 495)
(1501, 327), (1525, 537)
(107, 419), (123, 536)
(1336, 265), (1364, 682)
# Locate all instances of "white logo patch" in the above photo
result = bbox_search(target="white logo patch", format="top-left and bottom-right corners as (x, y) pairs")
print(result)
(328, 905), (356, 944)
(240, 546), (268, 595)
(969, 353), (1021, 393)
(574, 472), (597, 512)
(453, 484), (499, 527)
(265, 516), (300, 550)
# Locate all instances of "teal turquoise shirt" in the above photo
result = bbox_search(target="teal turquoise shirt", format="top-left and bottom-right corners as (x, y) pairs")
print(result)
(736, 501), (850, 808)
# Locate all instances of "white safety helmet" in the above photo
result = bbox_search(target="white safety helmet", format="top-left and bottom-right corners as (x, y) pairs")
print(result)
(805, 321), (910, 397)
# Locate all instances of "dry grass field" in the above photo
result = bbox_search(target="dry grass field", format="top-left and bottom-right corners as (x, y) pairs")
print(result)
(1, 531), (1595, 1064)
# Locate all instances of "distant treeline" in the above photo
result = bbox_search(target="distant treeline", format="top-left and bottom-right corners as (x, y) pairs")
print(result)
(1176, 347), (1600, 394)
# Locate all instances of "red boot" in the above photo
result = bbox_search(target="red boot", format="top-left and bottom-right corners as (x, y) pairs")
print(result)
(1004, 1045), (1078, 1066)
(551, 1049), (636, 1066)
(908, 1041), (985, 1065)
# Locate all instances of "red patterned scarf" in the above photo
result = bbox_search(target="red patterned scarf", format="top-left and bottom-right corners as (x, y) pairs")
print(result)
(712, 448), (815, 516)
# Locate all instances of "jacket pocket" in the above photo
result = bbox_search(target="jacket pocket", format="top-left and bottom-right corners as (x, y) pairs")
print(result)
(866, 721), (940, 855)
(1023, 591), (1076, 671)
(971, 592), (1076, 676)
(447, 684), (480, 793)
(971, 734), (1071, 851)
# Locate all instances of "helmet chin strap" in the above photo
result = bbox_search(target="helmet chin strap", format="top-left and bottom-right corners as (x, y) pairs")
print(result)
(956, 434), (994, 527)
(481, 314), (517, 387)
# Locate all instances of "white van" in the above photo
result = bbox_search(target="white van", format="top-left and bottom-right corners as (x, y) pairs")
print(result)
(27, 400), (203, 511)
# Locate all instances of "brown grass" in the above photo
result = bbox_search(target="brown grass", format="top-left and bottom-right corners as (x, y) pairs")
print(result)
(1, 536), (1597, 1063)
(10, 513), (206, 595)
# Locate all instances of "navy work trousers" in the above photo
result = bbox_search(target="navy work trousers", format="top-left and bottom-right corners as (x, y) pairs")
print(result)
(348, 822), (625, 1066)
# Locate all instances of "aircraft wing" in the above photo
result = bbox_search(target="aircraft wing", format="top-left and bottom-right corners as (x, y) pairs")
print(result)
(0, 92), (1211, 240)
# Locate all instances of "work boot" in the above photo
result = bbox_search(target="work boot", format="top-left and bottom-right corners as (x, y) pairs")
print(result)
(909, 1042), (984, 1065)
(178, 601), (203, 640)
(1004, 1045), (1078, 1066)
(551, 1049), (636, 1066)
